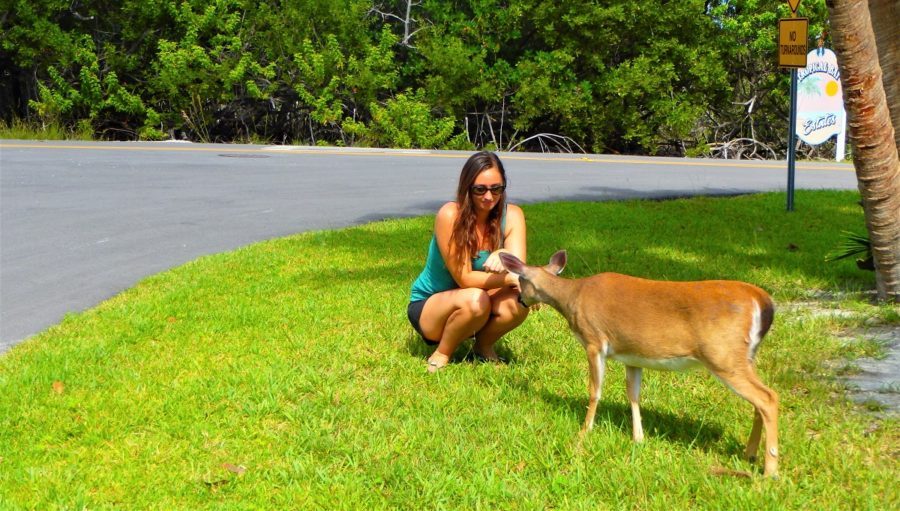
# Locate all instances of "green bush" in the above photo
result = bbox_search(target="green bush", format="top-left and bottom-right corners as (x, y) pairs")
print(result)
(343, 89), (471, 149)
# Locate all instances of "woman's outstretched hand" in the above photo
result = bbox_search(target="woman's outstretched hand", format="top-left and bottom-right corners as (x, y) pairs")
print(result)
(483, 249), (510, 273)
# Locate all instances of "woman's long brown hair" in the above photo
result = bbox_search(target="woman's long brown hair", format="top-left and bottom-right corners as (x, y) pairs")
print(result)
(449, 151), (507, 268)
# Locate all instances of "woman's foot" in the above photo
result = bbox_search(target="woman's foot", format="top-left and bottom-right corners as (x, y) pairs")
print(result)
(427, 352), (450, 373)
(472, 349), (506, 363)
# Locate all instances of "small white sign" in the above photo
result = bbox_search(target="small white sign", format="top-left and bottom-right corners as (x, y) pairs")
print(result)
(796, 48), (846, 160)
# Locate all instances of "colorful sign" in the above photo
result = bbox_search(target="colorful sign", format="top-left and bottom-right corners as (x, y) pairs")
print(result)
(796, 47), (846, 160)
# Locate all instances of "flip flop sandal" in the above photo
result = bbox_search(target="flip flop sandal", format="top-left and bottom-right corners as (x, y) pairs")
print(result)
(427, 360), (447, 373)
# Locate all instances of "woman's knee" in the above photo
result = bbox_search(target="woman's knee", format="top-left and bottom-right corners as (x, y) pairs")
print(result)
(495, 294), (529, 322)
(460, 288), (491, 318)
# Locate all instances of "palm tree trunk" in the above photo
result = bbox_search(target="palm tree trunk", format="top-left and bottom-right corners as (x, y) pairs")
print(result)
(827, 0), (900, 301)
(868, 0), (900, 155)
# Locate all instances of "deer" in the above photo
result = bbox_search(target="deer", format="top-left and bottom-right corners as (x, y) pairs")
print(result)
(499, 250), (779, 478)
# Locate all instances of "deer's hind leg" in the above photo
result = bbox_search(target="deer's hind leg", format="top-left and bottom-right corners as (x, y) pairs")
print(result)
(746, 408), (764, 462)
(715, 365), (779, 478)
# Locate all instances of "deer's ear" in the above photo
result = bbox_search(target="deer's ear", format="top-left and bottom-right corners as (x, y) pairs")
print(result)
(547, 250), (567, 275)
(499, 252), (527, 276)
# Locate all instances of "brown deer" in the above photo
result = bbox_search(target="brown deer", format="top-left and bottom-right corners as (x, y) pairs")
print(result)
(499, 250), (779, 477)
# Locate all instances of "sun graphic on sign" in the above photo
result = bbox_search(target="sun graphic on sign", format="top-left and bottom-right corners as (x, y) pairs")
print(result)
(825, 79), (840, 97)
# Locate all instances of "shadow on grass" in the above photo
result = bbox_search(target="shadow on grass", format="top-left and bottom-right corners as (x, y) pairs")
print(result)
(352, 199), (448, 225)
(536, 389), (748, 456)
(523, 191), (869, 292)
(521, 187), (752, 206)
(403, 329), (519, 365)
(404, 330), (430, 360)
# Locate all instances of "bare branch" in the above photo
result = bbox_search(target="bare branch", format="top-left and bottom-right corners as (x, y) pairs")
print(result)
(69, 0), (94, 21)
(368, 7), (404, 23)
(369, 1), (424, 47)
(507, 133), (587, 154)
(707, 137), (776, 160)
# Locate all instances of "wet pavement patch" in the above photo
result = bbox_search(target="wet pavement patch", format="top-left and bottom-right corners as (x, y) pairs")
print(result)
(789, 297), (899, 417)
(838, 326), (900, 416)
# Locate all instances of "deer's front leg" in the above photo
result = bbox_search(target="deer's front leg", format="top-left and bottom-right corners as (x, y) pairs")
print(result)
(582, 345), (606, 433)
(625, 366), (644, 442)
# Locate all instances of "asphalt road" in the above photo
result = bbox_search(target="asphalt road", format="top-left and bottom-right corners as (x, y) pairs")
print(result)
(0, 140), (857, 350)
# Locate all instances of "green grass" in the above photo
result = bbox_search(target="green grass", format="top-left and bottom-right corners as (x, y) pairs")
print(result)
(1, 191), (897, 509)
(0, 118), (94, 141)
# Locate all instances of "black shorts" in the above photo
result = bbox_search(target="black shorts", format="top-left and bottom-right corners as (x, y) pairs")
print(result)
(407, 299), (439, 345)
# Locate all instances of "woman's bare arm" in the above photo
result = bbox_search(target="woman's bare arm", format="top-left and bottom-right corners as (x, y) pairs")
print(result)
(481, 204), (526, 273)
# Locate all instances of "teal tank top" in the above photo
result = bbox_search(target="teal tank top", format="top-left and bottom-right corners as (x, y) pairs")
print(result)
(410, 207), (507, 302)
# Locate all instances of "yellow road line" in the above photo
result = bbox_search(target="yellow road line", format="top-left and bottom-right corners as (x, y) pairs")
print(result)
(0, 142), (855, 172)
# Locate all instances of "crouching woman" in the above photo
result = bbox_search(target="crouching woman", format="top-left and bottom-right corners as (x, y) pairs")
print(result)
(407, 151), (529, 372)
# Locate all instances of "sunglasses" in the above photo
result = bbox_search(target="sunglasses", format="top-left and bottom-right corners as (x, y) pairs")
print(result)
(471, 184), (506, 196)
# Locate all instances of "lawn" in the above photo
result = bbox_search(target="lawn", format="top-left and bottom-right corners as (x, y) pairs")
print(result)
(1, 190), (897, 510)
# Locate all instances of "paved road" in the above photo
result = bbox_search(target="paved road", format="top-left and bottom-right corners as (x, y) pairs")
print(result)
(0, 140), (856, 350)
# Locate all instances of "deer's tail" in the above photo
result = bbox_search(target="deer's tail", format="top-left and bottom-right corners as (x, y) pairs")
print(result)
(748, 293), (775, 361)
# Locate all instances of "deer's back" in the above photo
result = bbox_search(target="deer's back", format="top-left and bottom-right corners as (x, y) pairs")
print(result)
(568, 273), (773, 360)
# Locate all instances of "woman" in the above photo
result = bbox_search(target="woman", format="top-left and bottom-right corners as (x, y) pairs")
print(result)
(407, 151), (529, 372)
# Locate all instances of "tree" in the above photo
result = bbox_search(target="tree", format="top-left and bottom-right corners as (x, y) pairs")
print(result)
(0, 0), (843, 155)
(868, 0), (899, 155)
(827, 0), (900, 301)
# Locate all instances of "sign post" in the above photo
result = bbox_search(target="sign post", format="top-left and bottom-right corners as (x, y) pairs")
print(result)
(778, 1), (807, 211)
(787, 70), (799, 211)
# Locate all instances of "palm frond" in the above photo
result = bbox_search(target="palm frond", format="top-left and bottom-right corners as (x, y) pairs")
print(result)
(825, 230), (871, 262)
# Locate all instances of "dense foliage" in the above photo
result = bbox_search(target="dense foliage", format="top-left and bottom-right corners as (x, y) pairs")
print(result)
(0, 0), (830, 154)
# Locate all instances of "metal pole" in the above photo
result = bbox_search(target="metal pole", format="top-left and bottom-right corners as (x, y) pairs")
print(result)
(787, 68), (798, 211)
